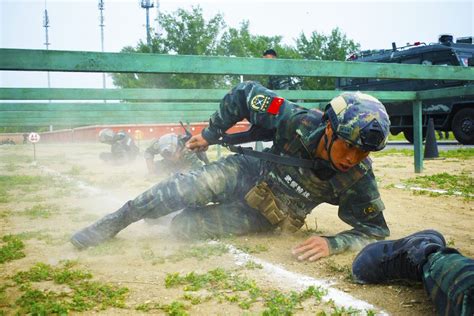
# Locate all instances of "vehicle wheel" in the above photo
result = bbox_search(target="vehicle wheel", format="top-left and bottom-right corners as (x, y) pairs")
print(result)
(452, 108), (474, 145)
(403, 129), (426, 144)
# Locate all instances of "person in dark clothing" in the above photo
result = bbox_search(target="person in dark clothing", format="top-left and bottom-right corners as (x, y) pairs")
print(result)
(98, 128), (139, 164)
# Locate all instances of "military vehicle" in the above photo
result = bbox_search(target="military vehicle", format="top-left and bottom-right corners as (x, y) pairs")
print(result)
(336, 35), (473, 144)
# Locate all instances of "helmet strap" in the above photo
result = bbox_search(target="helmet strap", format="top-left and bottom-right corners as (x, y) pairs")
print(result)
(324, 132), (339, 171)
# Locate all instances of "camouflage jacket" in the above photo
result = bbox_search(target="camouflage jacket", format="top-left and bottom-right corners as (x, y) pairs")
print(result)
(111, 131), (139, 158)
(202, 81), (390, 254)
(144, 138), (203, 170)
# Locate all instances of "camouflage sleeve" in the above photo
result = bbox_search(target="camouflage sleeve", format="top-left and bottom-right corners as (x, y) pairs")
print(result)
(182, 150), (204, 169)
(144, 139), (160, 160)
(325, 170), (390, 254)
(201, 81), (298, 144)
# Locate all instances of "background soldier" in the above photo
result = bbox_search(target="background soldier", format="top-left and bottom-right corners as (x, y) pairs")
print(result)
(72, 82), (390, 262)
(98, 128), (139, 164)
(144, 132), (206, 176)
(263, 49), (302, 91)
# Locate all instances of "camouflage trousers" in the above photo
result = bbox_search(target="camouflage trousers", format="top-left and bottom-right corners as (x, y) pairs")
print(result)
(423, 248), (474, 316)
(130, 154), (274, 239)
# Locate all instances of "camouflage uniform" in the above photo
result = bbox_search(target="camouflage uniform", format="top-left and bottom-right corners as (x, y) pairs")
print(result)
(267, 76), (301, 91)
(100, 130), (139, 163)
(129, 81), (389, 254)
(423, 249), (474, 316)
(144, 134), (204, 176)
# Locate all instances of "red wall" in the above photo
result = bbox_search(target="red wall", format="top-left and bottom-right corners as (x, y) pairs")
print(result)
(1, 121), (251, 143)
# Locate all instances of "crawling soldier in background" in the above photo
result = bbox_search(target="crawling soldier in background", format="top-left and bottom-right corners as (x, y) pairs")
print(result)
(98, 128), (139, 164)
(144, 132), (207, 177)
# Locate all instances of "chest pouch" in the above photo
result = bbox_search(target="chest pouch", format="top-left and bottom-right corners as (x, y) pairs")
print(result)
(244, 181), (304, 233)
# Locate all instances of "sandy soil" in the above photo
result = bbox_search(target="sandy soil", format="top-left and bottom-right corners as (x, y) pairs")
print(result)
(0, 141), (472, 315)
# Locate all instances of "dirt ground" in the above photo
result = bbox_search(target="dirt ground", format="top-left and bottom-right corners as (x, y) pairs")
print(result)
(0, 141), (472, 315)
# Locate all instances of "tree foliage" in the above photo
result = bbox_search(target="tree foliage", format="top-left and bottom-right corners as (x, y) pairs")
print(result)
(111, 6), (359, 90)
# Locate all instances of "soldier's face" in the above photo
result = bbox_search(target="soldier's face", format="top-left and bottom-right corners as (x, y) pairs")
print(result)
(329, 137), (369, 172)
(323, 124), (370, 172)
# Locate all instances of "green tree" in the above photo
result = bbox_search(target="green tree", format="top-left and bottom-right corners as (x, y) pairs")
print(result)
(217, 21), (300, 86)
(296, 28), (360, 90)
(112, 6), (227, 89)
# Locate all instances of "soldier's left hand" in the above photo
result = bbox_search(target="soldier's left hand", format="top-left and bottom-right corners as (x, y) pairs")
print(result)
(292, 236), (330, 261)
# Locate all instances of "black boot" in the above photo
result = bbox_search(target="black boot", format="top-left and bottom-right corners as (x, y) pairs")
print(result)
(70, 201), (138, 249)
(352, 229), (446, 284)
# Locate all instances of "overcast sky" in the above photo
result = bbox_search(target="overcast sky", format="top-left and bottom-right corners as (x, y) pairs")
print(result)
(1, 0), (472, 88)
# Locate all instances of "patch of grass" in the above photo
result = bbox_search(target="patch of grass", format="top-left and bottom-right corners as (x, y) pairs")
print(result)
(373, 149), (414, 157)
(439, 148), (474, 159)
(20, 194), (46, 203)
(373, 148), (474, 159)
(324, 259), (353, 281)
(136, 300), (189, 315)
(235, 243), (269, 254)
(447, 238), (456, 247)
(403, 172), (473, 197)
(86, 240), (126, 256)
(66, 165), (85, 176)
(243, 260), (263, 270)
(143, 243), (229, 264)
(21, 204), (59, 219)
(9, 261), (128, 314)
(0, 208), (11, 218)
(0, 154), (33, 164)
(0, 235), (25, 264)
(15, 230), (68, 245)
(0, 175), (50, 203)
(4, 163), (18, 172)
(164, 268), (327, 314)
(320, 299), (361, 315)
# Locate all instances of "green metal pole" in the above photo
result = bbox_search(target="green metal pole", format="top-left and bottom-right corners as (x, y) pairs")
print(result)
(413, 100), (423, 173)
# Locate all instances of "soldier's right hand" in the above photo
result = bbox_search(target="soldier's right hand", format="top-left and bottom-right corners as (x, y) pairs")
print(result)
(186, 134), (209, 152)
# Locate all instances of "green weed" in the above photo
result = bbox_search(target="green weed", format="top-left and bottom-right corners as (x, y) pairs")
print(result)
(324, 259), (353, 281)
(143, 243), (229, 264)
(235, 243), (269, 254)
(164, 268), (327, 314)
(66, 165), (85, 176)
(244, 260), (263, 270)
(0, 208), (11, 218)
(0, 235), (25, 264)
(447, 238), (456, 247)
(21, 204), (59, 219)
(4, 163), (18, 172)
(403, 172), (473, 197)
(135, 301), (188, 315)
(0, 154), (33, 164)
(0, 175), (50, 203)
(372, 149), (414, 157)
(10, 261), (128, 314)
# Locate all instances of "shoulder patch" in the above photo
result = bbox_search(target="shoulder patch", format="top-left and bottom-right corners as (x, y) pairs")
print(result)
(250, 94), (284, 115)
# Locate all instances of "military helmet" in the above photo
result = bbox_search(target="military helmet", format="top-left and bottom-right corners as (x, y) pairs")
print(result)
(324, 92), (390, 151)
(98, 128), (116, 144)
(157, 133), (180, 158)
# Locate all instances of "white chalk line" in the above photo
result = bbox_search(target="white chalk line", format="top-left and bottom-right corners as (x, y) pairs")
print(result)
(36, 162), (386, 315)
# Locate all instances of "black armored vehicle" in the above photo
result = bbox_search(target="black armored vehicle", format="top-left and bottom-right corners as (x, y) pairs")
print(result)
(336, 35), (473, 144)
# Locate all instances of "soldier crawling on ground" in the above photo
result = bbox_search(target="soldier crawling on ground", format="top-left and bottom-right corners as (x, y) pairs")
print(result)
(144, 131), (208, 177)
(72, 81), (392, 262)
(98, 128), (139, 165)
